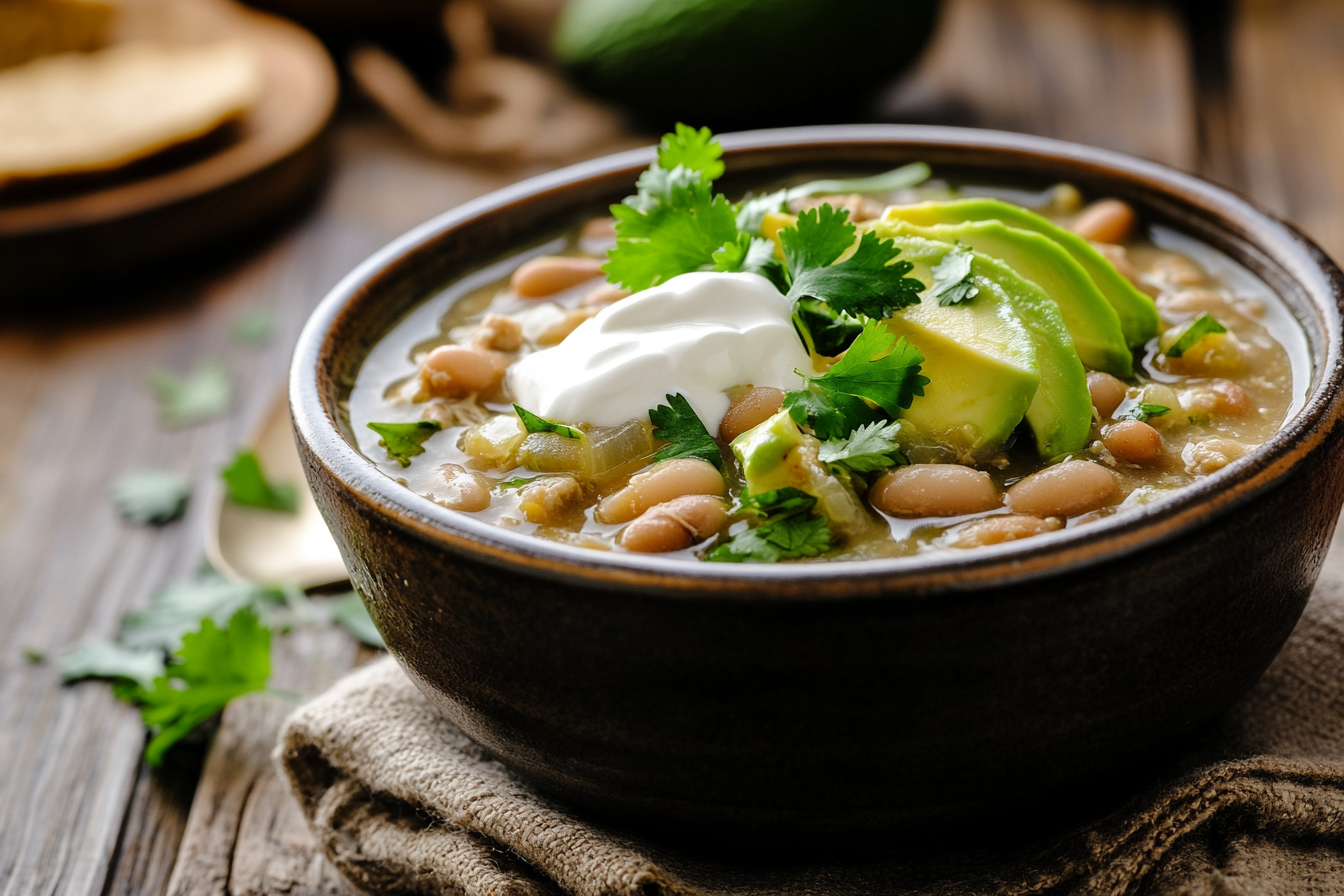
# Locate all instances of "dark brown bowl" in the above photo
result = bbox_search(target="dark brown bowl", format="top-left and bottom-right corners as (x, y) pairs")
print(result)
(290, 126), (1344, 851)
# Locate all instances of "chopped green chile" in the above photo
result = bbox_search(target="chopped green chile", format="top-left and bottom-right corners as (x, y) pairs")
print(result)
(518, 419), (655, 479)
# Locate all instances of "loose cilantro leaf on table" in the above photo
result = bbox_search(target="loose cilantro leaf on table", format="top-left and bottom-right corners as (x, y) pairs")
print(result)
(231, 307), (275, 345)
(649, 393), (723, 470)
(323, 591), (384, 648)
(221, 449), (299, 512)
(61, 640), (165, 689)
(126, 609), (271, 765)
(367, 420), (442, 466)
(110, 470), (191, 525)
(792, 298), (864, 357)
(514, 405), (583, 440)
(119, 573), (286, 652)
(707, 487), (832, 563)
(784, 320), (928, 440)
(711, 232), (775, 274)
(1165, 313), (1228, 358)
(818, 420), (907, 474)
(1118, 403), (1171, 423)
(929, 247), (979, 306)
(146, 362), (232, 427)
(779, 205), (925, 320)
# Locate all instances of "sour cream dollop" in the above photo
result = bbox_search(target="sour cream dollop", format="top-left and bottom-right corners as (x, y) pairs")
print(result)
(507, 271), (815, 431)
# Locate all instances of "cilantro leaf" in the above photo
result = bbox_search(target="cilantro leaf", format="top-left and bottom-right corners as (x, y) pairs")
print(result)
(818, 420), (907, 473)
(231, 308), (275, 345)
(221, 449), (299, 512)
(118, 574), (285, 652)
(792, 297), (864, 357)
(605, 185), (741, 291)
(1118, 402), (1170, 423)
(649, 393), (723, 470)
(323, 591), (384, 648)
(367, 420), (442, 466)
(625, 163), (705, 212)
(61, 640), (165, 689)
(929, 247), (979, 306)
(110, 470), (190, 525)
(784, 321), (928, 438)
(780, 205), (925, 319)
(656, 123), (724, 181)
(127, 609), (271, 765)
(738, 487), (816, 517)
(736, 189), (788, 233)
(712, 232), (775, 274)
(1165, 313), (1228, 358)
(514, 405), (583, 440)
(146, 362), (232, 427)
(497, 476), (539, 489)
(707, 487), (831, 562)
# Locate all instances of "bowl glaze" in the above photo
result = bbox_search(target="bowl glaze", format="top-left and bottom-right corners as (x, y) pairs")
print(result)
(291, 126), (1344, 850)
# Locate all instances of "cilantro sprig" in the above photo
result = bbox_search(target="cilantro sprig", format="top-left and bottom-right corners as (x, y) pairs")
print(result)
(818, 420), (907, 474)
(514, 405), (583, 440)
(146, 362), (232, 427)
(1165, 313), (1228, 358)
(221, 449), (298, 512)
(784, 320), (929, 440)
(649, 393), (723, 471)
(111, 470), (191, 525)
(707, 488), (832, 563)
(368, 420), (443, 466)
(792, 298), (864, 357)
(1118, 403), (1170, 423)
(777, 204), (925, 320)
(929, 246), (979, 306)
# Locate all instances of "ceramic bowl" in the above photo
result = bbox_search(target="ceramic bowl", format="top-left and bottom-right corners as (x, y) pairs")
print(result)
(290, 126), (1344, 850)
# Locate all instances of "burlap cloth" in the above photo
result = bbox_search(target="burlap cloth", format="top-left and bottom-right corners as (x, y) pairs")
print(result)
(277, 532), (1344, 896)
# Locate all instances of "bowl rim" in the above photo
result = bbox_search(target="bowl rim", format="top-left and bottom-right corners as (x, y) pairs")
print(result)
(290, 124), (1344, 598)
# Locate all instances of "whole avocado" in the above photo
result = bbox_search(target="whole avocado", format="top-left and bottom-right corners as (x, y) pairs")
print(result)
(553, 0), (941, 129)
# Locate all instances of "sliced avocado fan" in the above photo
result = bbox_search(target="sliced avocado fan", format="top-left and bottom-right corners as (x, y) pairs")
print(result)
(888, 236), (1093, 458)
(876, 218), (1134, 378)
(882, 198), (1161, 348)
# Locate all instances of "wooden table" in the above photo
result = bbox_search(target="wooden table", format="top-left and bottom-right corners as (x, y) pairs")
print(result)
(3, 1), (1342, 893)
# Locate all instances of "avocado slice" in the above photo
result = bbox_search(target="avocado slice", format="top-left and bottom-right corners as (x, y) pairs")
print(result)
(882, 199), (1160, 347)
(880, 262), (1040, 452)
(876, 218), (1134, 377)
(889, 236), (1093, 457)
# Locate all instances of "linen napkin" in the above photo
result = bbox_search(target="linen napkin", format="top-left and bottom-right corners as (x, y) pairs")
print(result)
(277, 532), (1344, 896)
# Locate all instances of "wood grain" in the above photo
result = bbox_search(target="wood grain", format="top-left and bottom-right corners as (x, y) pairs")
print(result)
(882, 0), (1198, 169)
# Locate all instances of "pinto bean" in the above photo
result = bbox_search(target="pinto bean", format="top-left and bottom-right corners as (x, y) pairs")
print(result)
(420, 344), (504, 396)
(581, 217), (617, 241)
(1103, 420), (1163, 464)
(437, 464), (492, 512)
(1087, 371), (1129, 419)
(950, 514), (1056, 548)
(580, 283), (631, 307)
(595, 458), (726, 524)
(620, 495), (729, 553)
(511, 256), (604, 297)
(1072, 199), (1136, 244)
(868, 464), (1001, 518)
(536, 307), (598, 345)
(1006, 461), (1117, 518)
(719, 387), (785, 442)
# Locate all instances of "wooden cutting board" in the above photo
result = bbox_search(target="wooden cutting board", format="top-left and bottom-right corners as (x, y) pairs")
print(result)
(0, 0), (338, 306)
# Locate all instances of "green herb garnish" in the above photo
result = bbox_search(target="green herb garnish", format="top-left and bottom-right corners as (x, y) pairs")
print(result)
(707, 487), (832, 563)
(221, 449), (299, 512)
(231, 308), (275, 345)
(367, 420), (443, 466)
(146, 362), (232, 427)
(1165, 313), (1228, 358)
(649, 393), (723, 471)
(784, 320), (928, 440)
(711, 231), (775, 274)
(1119, 403), (1170, 423)
(792, 297), (865, 357)
(497, 476), (539, 489)
(514, 405), (583, 440)
(929, 246), (979, 306)
(61, 640), (165, 689)
(110, 470), (191, 525)
(604, 125), (740, 291)
(125, 609), (271, 765)
(818, 420), (907, 474)
(776, 204), (925, 320)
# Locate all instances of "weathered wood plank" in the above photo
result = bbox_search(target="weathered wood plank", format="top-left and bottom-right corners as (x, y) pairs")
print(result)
(882, 0), (1199, 169)
(0, 118), (517, 896)
(1224, 0), (1344, 262)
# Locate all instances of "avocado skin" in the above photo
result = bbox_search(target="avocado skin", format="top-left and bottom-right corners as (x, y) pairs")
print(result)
(884, 198), (1161, 347)
(890, 236), (1092, 457)
(553, 0), (941, 130)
